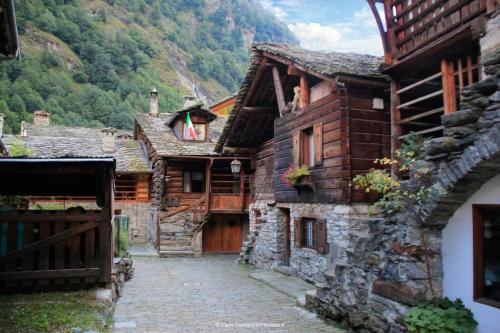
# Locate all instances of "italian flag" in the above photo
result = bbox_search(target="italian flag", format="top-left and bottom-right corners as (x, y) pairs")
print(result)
(185, 112), (197, 140)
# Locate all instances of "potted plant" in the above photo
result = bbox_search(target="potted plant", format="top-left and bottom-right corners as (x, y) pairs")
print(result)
(281, 165), (314, 192)
(404, 297), (477, 333)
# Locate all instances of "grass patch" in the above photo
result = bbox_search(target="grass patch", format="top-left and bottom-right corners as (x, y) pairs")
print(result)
(0, 291), (112, 333)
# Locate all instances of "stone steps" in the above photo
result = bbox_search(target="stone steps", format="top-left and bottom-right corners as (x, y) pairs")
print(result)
(158, 246), (194, 257)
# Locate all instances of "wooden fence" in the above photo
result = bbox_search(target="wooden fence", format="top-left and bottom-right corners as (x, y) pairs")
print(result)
(0, 209), (112, 290)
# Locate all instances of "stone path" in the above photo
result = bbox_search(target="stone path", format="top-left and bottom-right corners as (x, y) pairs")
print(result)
(113, 255), (343, 333)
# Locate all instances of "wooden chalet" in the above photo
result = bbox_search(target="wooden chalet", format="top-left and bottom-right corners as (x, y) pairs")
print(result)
(368, 0), (498, 152)
(0, 157), (114, 290)
(134, 98), (251, 255)
(216, 43), (391, 204)
(1, 111), (153, 243)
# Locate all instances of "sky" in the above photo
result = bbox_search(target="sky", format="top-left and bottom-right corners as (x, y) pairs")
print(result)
(259, 0), (385, 56)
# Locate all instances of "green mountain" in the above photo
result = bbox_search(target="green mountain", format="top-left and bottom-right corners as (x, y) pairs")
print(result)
(0, 0), (297, 133)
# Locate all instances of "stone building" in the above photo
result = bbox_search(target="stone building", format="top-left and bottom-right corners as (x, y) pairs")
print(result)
(216, 42), (391, 283)
(218, 4), (500, 331)
(0, 111), (153, 244)
(134, 94), (252, 256)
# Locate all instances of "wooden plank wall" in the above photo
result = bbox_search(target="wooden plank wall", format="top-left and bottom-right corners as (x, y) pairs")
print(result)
(0, 210), (105, 290)
(252, 139), (275, 202)
(274, 93), (347, 203)
(348, 90), (391, 202)
(164, 160), (206, 213)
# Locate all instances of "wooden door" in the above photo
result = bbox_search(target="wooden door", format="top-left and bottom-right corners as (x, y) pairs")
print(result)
(202, 215), (242, 253)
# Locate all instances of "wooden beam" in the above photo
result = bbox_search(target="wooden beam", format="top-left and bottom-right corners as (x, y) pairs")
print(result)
(242, 106), (276, 112)
(0, 212), (102, 223)
(205, 159), (212, 214)
(222, 147), (257, 155)
(99, 168), (113, 284)
(390, 80), (401, 174)
(0, 268), (100, 281)
(398, 90), (443, 109)
(262, 52), (334, 82)
(467, 55), (474, 85)
(240, 169), (245, 211)
(367, 0), (390, 63)
(272, 66), (286, 116)
(441, 59), (457, 114)
(0, 222), (99, 265)
(399, 126), (445, 140)
(287, 65), (304, 76)
(300, 75), (309, 108)
(399, 107), (444, 124)
(396, 72), (442, 95)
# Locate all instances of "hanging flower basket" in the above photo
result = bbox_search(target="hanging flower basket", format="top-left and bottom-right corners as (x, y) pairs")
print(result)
(293, 175), (315, 193)
(281, 165), (315, 193)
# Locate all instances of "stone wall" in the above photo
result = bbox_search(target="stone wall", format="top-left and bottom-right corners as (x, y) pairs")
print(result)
(114, 201), (152, 244)
(243, 201), (371, 285)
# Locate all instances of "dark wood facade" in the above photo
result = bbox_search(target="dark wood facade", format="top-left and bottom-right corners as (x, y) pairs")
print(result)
(274, 86), (390, 203)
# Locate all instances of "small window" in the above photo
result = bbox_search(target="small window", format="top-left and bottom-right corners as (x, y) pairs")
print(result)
(473, 205), (500, 308)
(253, 209), (261, 225)
(301, 217), (316, 249)
(183, 123), (207, 141)
(294, 217), (327, 254)
(301, 128), (314, 167)
(183, 171), (204, 193)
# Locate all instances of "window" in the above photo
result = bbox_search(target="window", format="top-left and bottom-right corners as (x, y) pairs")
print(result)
(294, 217), (327, 254)
(183, 123), (207, 141)
(473, 205), (500, 308)
(301, 218), (316, 248)
(183, 171), (204, 193)
(293, 122), (322, 168)
(301, 128), (314, 167)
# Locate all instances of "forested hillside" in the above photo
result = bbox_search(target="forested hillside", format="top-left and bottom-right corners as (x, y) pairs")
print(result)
(0, 0), (296, 133)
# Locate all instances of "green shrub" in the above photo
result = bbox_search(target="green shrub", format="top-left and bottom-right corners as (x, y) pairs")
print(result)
(404, 298), (477, 333)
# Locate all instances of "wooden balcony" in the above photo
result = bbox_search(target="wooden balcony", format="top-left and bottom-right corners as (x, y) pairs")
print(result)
(383, 0), (491, 63)
(208, 193), (252, 213)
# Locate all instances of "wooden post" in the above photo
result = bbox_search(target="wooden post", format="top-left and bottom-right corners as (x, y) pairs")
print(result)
(240, 168), (245, 211)
(390, 80), (401, 175)
(205, 159), (212, 214)
(99, 167), (113, 285)
(272, 66), (286, 116)
(441, 59), (457, 114)
(300, 75), (309, 108)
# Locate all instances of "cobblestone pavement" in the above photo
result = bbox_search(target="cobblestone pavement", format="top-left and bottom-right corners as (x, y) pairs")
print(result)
(113, 255), (343, 333)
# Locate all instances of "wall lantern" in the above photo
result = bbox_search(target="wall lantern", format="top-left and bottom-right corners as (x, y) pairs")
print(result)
(230, 159), (242, 177)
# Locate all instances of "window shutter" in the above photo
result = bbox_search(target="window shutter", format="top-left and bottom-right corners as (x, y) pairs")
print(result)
(294, 218), (301, 248)
(293, 131), (301, 167)
(314, 122), (323, 166)
(316, 219), (327, 254)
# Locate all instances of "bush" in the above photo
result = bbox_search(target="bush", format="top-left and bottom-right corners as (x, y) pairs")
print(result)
(404, 298), (477, 333)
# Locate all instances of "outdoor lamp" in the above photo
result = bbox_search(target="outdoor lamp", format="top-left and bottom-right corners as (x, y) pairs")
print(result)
(230, 159), (242, 177)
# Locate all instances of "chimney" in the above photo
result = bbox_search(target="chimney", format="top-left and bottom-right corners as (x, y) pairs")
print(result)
(101, 127), (117, 154)
(0, 113), (3, 137)
(183, 95), (197, 108)
(20, 121), (27, 137)
(150, 88), (158, 117)
(33, 110), (50, 126)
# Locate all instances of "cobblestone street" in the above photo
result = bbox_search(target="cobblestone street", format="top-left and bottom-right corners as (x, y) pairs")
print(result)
(113, 255), (343, 333)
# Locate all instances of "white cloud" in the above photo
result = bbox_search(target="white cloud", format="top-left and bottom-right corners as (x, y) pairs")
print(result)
(288, 23), (341, 51)
(288, 21), (383, 56)
(260, 0), (288, 21)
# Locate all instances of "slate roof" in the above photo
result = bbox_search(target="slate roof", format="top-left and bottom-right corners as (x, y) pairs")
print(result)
(135, 112), (227, 157)
(24, 123), (131, 138)
(215, 43), (386, 152)
(255, 43), (385, 79)
(1, 129), (150, 173)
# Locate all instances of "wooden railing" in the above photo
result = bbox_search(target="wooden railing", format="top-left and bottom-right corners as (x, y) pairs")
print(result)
(0, 210), (111, 290)
(386, 0), (489, 61)
(209, 194), (252, 212)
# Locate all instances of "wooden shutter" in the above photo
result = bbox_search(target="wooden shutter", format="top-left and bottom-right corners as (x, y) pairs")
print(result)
(313, 122), (323, 166)
(294, 218), (301, 248)
(293, 131), (301, 167)
(316, 219), (327, 254)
